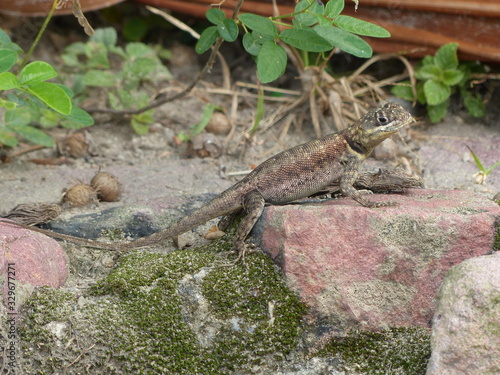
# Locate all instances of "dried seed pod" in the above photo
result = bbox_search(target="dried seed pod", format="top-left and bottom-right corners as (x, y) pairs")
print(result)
(2, 203), (62, 225)
(205, 112), (231, 135)
(62, 183), (98, 207)
(90, 171), (123, 202)
(58, 132), (90, 158)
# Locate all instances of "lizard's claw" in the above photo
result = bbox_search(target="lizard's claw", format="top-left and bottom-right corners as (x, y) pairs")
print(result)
(219, 242), (256, 268)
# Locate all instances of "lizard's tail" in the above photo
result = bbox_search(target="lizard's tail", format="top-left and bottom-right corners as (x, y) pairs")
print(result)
(0, 188), (243, 250)
(118, 190), (242, 249)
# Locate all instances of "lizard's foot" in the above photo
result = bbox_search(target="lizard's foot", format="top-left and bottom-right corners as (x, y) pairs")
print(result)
(219, 242), (256, 267)
(364, 200), (400, 208)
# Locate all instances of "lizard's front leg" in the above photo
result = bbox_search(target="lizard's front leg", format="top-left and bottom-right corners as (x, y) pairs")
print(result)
(340, 154), (397, 208)
(232, 190), (265, 263)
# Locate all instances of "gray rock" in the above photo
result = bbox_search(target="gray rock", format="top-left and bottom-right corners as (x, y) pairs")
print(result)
(426, 252), (500, 375)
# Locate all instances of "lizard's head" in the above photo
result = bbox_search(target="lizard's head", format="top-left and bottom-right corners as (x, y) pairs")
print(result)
(351, 102), (414, 151)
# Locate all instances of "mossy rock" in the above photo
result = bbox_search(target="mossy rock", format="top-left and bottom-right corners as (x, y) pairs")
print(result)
(318, 327), (431, 375)
(18, 238), (306, 374)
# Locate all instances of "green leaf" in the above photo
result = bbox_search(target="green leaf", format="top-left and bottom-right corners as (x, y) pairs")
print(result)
(313, 25), (372, 58)
(325, 0), (344, 17)
(85, 42), (110, 69)
(193, 103), (217, 135)
(390, 82), (415, 101)
(90, 27), (117, 48)
(62, 106), (95, 128)
(415, 65), (442, 81)
(295, 0), (324, 27)
(206, 8), (226, 25)
(239, 14), (278, 37)
(218, 18), (239, 42)
(5, 108), (30, 128)
(125, 42), (155, 58)
(257, 41), (287, 83)
(123, 17), (149, 42)
(467, 146), (485, 172)
(19, 61), (57, 85)
(13, 125), (55, 147)
(279, 28), (332, 52)
(421, 55), (435, 66)
(0, 49), (17, 72)
(242, 33), (261, 56)
(442, 69), (464, 86)
(427, 100), (449, 123)
(424, 79), (451, 105)
(82, 70), (117, 87)
(334, 15), (390, 38)
(196, 26), (219, 54)
(0, 97), (17, 110)
(0, 72), (19, 90)
(0, 129), (17, 147)
(131, 110), (153, 135)
(0, 29), (13, 48)
(434, 43), (459, 70)
(461, 90), (486, 118)
(26, 82), (72, 115)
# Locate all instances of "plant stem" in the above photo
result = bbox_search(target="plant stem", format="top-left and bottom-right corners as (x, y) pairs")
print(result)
(18, 0), (58, 73)
(249, 85), (265, 137)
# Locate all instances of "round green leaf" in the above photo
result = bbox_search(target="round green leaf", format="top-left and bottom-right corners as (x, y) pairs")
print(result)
(0, 130), (18, 147)
(0, 49), (17, 73)
(280, 28), (332, 52)
(295, 0), (324, 27)
(415, 65), (442, 81)
(242, 33), (261, 56)
(424, 79), (451, 106)
(82, 70), (117, 87)
(257, 41), (287, 83)
(206, 8), (226, 26)
(218, 18), (239, 42)
(325, 0), (344, 17)
(427, 101), (449, 123)
(434, 43), (459, 70)
(0, 72), (19, 90)
(238, 14), (278, 37)
(334, 15), (390, 38)
(196, 26), (219, 54)
(27, 82), (72, 115)
(19, 61), (57, 85)
(390, 82), (415, 102)
(442, 69), (464, 86)
(313, 25), (372, 58)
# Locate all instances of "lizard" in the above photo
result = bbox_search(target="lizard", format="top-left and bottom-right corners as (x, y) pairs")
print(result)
(0, 102), (414, 260)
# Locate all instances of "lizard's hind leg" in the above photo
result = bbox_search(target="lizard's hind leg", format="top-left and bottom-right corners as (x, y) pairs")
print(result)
(231, 190), (265, 264)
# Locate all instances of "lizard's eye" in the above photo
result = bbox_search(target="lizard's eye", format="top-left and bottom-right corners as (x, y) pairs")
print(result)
(377, 115), (389, 125)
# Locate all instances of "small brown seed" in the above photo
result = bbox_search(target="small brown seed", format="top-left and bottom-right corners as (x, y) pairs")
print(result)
(62, 183), (98, 207)
(90, 171), (123, 202)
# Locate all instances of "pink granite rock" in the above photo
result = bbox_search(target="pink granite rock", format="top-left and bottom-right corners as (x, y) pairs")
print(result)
(0, 221), (68, 312)
(426, 252), (500, 375)
(253, 189), (500, 329)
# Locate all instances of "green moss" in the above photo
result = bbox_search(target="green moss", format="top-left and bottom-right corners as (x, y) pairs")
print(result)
(202, 251), (306, 371)
(20, 237), (306, 374)
(319, 327), (431, 374)
(493, 221), (500, 252)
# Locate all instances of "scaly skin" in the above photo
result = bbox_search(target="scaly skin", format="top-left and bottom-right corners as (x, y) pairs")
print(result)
(0, 102), (413, 257)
